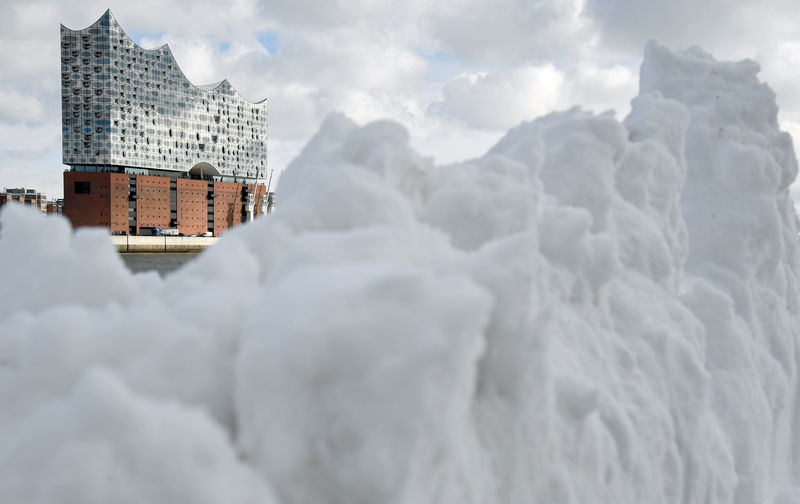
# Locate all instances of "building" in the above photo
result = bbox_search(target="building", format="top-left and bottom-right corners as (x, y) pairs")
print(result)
(47, 200), (65, 215)
(61, 10), (274, 236)
(0, 188), (62, 215)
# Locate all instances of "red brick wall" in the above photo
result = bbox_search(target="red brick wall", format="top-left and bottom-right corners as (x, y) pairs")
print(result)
(213, 181), (242, 235)
(61, 172), (261, 235)
(109, 173), (129, 233)
(136, 175), (170, 233)
(64, 172), (113, 229)
(177, 178), (208, 236)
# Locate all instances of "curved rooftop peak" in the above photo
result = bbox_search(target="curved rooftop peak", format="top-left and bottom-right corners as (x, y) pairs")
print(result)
(60, 8), (106, 31)
(63, 9), (267, 105)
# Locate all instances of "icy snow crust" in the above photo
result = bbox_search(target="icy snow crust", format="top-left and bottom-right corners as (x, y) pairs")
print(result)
(2, 42), (800, 503)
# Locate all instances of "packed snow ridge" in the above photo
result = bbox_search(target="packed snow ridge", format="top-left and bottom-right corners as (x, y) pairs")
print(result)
(2, 41), (800, 504)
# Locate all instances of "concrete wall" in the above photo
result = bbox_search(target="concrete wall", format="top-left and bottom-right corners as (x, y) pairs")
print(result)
(112, 235), (217, 252)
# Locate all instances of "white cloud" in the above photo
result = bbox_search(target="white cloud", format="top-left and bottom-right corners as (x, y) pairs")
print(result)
(565, 62), (637, 117)
(140, 36), (224, 86)
(585, 0), (743, 54)
(0, 148), (63, 198)
(757, 41), (800, 125)
(428, 0), (592, 64)
(428, 61), (637, 131)
(780, 118), (800, 215)
(430, 65), (567, 131)
(0, 89), (47, 125)
(585, 0), (800, 64)
(408, 116), (505, 164)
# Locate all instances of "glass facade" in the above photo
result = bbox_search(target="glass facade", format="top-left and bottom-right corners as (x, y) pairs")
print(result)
(61, 10), (268, 183)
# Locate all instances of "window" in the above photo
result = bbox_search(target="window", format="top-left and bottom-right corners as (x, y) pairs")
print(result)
(74, 181), (91, 194)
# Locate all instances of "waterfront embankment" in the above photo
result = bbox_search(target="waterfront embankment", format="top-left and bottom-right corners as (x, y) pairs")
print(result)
(120, 252), (198, 276)
(111, 235), (217, 253)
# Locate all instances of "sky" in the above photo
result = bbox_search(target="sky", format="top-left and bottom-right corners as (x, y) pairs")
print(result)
(3, 0), (800, 200)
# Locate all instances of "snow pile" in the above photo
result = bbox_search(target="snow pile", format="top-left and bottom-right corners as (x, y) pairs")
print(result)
(2, 41), (800, 504)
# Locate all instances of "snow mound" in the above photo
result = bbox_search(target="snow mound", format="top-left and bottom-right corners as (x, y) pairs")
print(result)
(2, 41), (800, 504)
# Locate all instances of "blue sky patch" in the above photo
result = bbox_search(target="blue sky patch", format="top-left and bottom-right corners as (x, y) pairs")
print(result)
(257, 31), (281, 54)
(129, 30), (165, 47)
(425, 51), (450, 62)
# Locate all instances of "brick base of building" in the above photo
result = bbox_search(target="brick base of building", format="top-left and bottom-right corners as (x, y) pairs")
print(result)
(63, 172), (271, 236)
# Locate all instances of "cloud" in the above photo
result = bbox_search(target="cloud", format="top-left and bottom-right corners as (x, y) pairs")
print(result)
(428, 61), (637, 131)
(253, 0), (413, 31)
(429, 65), (567, 131)
(585, 0), (800, 62)
(0, 89), (47, 125)
(104, 0), (266, 41)
(428, 0), (591, 64)
(139, 35), (226, 86)
(756, 41), (800, 124)
(0, 148), (63, 198)
(565, 62), (638, 117)
(585, 0), (754, 54)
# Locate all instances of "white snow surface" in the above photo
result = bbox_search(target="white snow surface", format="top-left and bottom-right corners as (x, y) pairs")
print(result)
(2, 41), (800, 503)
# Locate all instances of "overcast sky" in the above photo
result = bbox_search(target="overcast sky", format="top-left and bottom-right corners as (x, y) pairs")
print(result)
(3, 0), (800, 199)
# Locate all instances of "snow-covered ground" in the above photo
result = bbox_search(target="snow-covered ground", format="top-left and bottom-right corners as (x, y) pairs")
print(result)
(2, 41), (800, 504)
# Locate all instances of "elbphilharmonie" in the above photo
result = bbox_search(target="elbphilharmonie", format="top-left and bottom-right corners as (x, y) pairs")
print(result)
(61, 10), (274, 236)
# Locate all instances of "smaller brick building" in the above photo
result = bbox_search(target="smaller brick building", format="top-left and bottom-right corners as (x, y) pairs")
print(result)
(0, 188), (62, 215)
